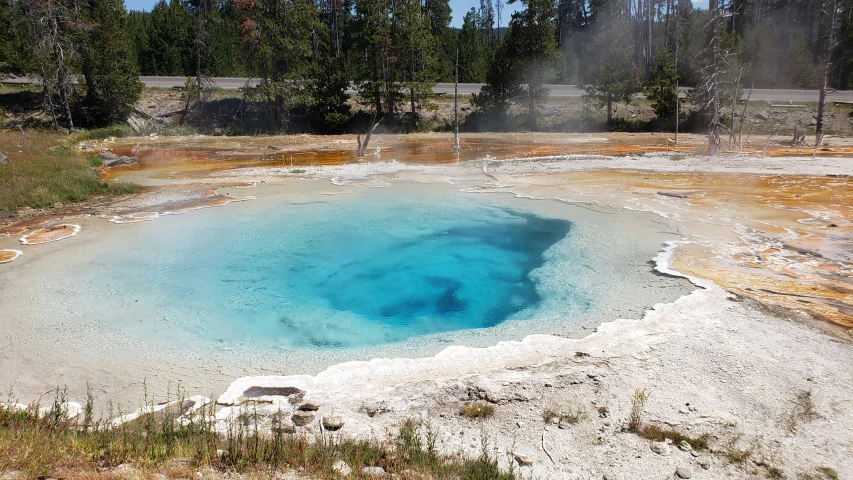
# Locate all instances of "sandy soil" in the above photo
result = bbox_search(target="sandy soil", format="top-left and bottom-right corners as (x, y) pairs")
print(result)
(2, 133), (852, 479)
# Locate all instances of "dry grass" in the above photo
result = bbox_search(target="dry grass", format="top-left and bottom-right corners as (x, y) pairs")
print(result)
(816, 466), (840, 480)
(634, 423), (710, 451)
(785, 390), (822, 433)
(0, 391), (514, 480)
(623, 388), (709, 451)
(541, 406), (586, 425)
(723, 435), (754, 464)
(0, 130), (141, 216)
(627, 388), (648, 433)
(458, 403), (495, 419)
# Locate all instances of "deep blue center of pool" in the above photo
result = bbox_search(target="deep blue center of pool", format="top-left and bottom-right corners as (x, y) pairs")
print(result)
(104, 194), (573, 348)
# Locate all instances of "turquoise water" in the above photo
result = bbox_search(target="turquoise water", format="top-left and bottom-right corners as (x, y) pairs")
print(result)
(99, 193), (577, 349)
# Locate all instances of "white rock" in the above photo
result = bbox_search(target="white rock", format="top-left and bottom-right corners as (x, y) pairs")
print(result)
(360, 466), (386, 477)
(675, 466), (692, 479)
(333, 460), (352, 476)
(298, 401), (320, 411)
(323, 415), (345, 431)
(291, 411), (315, 426)
(650, 442), (671, 456)
(513, 452), (533, 466)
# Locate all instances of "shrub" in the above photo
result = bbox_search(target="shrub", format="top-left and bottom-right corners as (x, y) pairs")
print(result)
(542, 406), (586, 425)
(459, 402), (495, 419)
(635, 424), (709, 451)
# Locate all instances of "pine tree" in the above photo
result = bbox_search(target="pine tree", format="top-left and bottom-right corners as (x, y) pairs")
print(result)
(0, 0), (16, 74)
(307, 0), (352, 133)
(394, 0), (437, 130)
(583, 13), (641, 124)
(126, 11), (153, 75)
(148, 0), (192, 75)
(234, 0), (324, 127)
(644, 52), (678, 119)
(21, 0), (81, 129)
(352, 0), (396, 117)
(81, 0), (144, 126)
(458, 8), (488, 83)
(424, 0), (453, 81)
(471, 37), (519, 126)
(503, 0), (557, 129)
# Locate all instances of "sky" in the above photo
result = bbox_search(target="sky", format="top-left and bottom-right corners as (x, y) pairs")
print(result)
(124, 0), (709, 28)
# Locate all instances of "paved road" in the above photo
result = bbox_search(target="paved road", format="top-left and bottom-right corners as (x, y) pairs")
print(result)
(143, 77), (853, 102)
(5, 75), (853, 102)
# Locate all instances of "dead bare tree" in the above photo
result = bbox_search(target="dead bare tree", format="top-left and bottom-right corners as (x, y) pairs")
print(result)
(698, 0), (723, 155)
(815, 0), (842, 148)
(729, 65), (743, 149)
(183, 0), (214, 123)
(454, 49), (459, 154)
(357, 115), (383, 157)
(25, 0), (80, 130)
(737, 83), (752, 149)
(696, 0), (737, 155)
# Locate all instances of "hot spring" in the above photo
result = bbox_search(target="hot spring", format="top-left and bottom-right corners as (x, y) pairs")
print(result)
(0, 181), (693, 403)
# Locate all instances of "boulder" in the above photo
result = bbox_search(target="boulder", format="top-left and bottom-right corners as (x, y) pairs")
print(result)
(298, 401), (321, 411)
(360, 466), (386, 477)
(0, 152), (7, 165)
(291, 411), (315, 427)
(98, 151), (138, 167)
(675, 466), (692, 479)
(513, 452), (533, 466)
(322, 415), (344, 431)
(332, 460), (352, 477)
(650, 442), (671, 456)
(276, 419), (296, 434)
(361, 401), (391, 417)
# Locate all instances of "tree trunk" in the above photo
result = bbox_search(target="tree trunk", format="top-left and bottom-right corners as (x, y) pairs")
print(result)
(410, 87), (416, 131)
(816, 0), (840, 147)
(607, 93), (613, 124)
(707, 0), (720, 156)
(357, 114), (383, 157)
(528, 87), (536, 130)
(51, 14), (73, 131)
(454, 49), (459, 153)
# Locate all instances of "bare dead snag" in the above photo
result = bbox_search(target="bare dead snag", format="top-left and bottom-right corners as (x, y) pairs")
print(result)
(738, 84), (753, 149)
(816, 0), (842, 147)
(357, 115), (384, 157)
